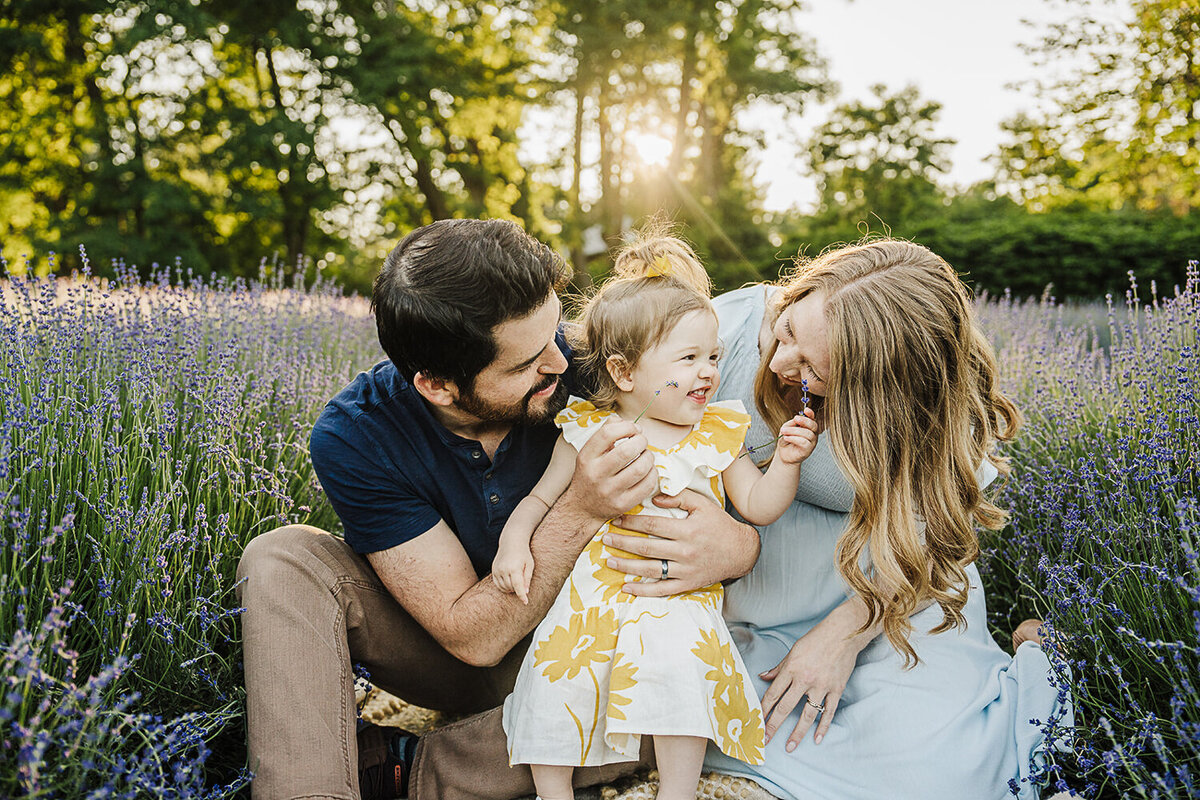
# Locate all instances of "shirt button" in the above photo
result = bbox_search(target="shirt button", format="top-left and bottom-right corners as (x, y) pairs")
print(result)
(471, 450), (482, 459)
(489, 493), (500, 505)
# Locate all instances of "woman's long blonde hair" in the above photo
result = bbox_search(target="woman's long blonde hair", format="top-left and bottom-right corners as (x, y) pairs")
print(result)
(573, 226), (714, 408)
(755, 239), (1020, 666)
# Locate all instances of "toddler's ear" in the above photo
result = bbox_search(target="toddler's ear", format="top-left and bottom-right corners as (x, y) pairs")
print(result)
(605, 355), (635, 392)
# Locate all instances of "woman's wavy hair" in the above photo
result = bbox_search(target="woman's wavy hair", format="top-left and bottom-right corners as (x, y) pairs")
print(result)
(754, 238), (1021, 666)
(573, 224), (714, 408)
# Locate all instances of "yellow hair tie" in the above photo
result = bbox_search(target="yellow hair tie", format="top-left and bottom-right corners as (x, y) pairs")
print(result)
(646, 255), (673, 278)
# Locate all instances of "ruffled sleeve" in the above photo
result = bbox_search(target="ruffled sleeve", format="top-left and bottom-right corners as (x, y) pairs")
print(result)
(555, 396), (615, 453)
(655, 400), (752, 496)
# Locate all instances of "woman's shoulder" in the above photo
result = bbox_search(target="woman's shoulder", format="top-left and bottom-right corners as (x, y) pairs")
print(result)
(713, 284), (772, 395)
(713, 283), (771, 340)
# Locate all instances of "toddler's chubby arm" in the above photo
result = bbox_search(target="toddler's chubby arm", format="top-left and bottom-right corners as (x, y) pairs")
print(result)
(491, 434), (577, 604)
(722, 407), (819, 526)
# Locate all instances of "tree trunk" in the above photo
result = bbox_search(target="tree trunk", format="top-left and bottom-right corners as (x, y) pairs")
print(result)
(389, 116), (451, 221)
(261, 42), (310, 268)
(669, 28), (697, 179)
(568, 76), (592, 290)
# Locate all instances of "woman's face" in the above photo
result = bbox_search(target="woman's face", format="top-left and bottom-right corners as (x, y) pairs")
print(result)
(769, 291), (831, 397)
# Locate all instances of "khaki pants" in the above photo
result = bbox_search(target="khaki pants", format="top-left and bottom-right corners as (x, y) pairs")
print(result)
(237, 525), (651, 800)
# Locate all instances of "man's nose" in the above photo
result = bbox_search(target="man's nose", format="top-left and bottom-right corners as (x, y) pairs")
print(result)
(543, 344), (569, 374)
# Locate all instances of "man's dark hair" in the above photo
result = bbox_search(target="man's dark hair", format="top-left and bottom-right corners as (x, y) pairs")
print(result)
(372, 219), (569, 386)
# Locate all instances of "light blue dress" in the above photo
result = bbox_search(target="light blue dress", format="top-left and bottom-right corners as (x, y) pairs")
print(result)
(704, 285), (1071, 800)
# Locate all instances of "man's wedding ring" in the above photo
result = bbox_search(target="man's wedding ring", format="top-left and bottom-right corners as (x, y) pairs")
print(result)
(660, 559), (670, 580)
(805, 697), (825, 712)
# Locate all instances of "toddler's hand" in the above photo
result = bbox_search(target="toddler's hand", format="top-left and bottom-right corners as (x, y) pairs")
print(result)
(492, 546), (535, 604)
(775, 407), (819, 465)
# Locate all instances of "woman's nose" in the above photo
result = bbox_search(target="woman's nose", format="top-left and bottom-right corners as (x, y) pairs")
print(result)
(768, 345), (790, 375)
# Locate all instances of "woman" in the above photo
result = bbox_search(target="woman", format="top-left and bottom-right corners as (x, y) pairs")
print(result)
(697, 240), (1070, 799)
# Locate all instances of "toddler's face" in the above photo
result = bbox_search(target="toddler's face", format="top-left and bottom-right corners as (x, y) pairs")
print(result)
(628, 309), (721, 427)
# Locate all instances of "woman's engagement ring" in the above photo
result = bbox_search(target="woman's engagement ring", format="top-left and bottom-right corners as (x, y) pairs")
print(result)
(805, 697), (825, 712)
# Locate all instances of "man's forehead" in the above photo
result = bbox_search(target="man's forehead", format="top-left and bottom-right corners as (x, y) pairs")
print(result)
(491, 293), (561, 367)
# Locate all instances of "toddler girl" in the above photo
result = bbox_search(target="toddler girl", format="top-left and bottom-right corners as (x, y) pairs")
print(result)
(493, 232), (818, 800)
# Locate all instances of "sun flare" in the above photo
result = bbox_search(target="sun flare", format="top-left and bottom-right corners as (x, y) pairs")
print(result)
(630, 131), (673, 167)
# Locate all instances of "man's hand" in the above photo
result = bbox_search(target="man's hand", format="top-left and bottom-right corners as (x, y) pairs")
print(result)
(559, 417), (658, 527)
(599, 490), (759, 596)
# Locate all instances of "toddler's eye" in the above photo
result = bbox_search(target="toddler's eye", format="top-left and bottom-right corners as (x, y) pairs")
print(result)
(682, 354), (696, 361)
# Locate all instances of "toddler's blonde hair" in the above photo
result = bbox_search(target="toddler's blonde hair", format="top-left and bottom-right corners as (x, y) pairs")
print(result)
(573, 226), (714, 409)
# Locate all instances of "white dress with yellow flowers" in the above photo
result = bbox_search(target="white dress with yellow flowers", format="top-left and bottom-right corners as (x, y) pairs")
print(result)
(502, 397), (766, 768)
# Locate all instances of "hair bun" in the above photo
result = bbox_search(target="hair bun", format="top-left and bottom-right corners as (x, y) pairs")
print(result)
(612, 232), (712, 298)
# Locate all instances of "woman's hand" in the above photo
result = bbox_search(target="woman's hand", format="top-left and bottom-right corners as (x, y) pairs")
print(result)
(599, 490), (760, 595)
(759, 608), (864, 749)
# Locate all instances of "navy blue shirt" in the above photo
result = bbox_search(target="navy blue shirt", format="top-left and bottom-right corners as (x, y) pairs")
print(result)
(310, 332), (575, 577)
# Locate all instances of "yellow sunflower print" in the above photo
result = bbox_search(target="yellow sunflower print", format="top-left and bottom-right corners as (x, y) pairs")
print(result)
(534, 606), (620, 682)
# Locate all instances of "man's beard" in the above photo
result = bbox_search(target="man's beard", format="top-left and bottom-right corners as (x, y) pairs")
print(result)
(455, 374), (569, 426)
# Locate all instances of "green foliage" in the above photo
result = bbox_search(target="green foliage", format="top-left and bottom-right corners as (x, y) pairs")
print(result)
(806, 84), (954, 230)
(996, 0), (1200, 214)
(779, 189), (1200, 301)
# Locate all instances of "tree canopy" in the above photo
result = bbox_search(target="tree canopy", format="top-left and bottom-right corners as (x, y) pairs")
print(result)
(1, 0), (1196, 298)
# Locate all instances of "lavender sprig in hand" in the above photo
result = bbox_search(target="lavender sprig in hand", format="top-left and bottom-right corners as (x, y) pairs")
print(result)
(741, 378), (810, 458)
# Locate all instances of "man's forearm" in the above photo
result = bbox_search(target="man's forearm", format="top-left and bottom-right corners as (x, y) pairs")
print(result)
(441, 491), (601, 666)
(724, 519), (761, 581)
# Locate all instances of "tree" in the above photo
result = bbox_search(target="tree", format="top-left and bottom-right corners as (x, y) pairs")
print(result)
(997, 0), (1200, 213)
(541, 0), (830, 288)
(805, 84), (955, 232)
(0, 0), (212, 272)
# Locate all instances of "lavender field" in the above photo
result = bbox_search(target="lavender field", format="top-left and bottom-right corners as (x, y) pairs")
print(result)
(1, 254), (1197, 799)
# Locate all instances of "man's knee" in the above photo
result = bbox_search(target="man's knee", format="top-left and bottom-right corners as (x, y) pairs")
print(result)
(236, 524), (332, 600)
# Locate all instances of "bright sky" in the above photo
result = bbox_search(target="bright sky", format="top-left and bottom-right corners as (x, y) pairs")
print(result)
(753, 0), (1115, 211)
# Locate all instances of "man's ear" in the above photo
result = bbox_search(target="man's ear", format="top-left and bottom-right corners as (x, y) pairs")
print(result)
(412, 371), (459, 407)
(606, 355), (635, 392)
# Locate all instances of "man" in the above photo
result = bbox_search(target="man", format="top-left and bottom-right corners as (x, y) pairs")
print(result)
(237, 219), (760, 800)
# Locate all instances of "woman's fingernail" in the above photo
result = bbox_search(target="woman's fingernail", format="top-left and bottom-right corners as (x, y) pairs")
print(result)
(606, 558), (617, 568)
(786, 741), (796, 752)
(815, 734), (823, 744)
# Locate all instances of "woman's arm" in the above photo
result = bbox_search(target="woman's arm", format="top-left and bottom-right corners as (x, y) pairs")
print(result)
(760, 592), (935, 748)
(492, 435), (576, 603)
